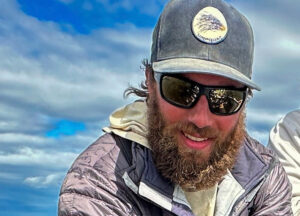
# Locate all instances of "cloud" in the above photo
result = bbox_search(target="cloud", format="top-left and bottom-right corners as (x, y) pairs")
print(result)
(0, 0), (298, 170)
(24, 173), (65, 188)
(0, 129), (104, 167)
(0, 0), (152, 155)
(230, 0), (300, 144)
(0, 172), (21, 181)
(248, 129), (270, 147)
(0, 147), (78, 168)
(0, 133), (46, 145)
(0, 0), (298, 168)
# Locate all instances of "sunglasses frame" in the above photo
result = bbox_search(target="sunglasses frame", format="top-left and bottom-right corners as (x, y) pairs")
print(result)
(154, 73), (248, 116)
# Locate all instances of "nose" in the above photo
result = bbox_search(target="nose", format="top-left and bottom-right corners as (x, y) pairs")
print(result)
(187, 95), (214, 128)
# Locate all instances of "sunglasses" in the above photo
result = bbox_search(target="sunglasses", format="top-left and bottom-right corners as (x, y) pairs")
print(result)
(154, 73), (247, 116)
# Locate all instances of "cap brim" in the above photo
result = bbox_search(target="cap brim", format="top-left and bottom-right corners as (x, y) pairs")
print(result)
(152, 58), (261, 91)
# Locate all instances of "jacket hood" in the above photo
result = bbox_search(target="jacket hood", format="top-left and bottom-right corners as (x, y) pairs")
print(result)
(103, 100), (151, 149)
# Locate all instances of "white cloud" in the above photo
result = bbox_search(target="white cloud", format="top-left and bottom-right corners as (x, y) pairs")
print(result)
(0, 172), (21, 181)
(0, 147), (78, 169)
(247, 109), (284, 127)
(24, 172), (65, 188)
(246, 109), (283, 145)
(230, 1), (300, 122)
(0, 133), (46, 145)
(0, 0), (151, 128)
(279, 39), (300, 54)
(248, 129), (270, 146)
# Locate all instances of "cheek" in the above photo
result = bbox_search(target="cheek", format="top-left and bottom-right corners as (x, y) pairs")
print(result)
(217, 114), (240, 134)
(156, 88), (187, 124)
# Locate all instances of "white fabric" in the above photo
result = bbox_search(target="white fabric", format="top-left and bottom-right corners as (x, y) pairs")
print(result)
(268, 109), (300, 216)
(214, 170), (245, 216)
(103, 101), (151, 149)
(173, 185), (192, 208)
(122, 172), (139, 194)
(184, 184), (218, 216)
(139, 182), (173, 211)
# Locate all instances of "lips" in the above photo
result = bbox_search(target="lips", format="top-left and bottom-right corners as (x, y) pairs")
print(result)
(183, 132), (208, 142)
(181, 131), (213, 150)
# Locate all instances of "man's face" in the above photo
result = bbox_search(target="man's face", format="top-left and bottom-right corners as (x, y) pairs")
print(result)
(147, 72), (246, 191)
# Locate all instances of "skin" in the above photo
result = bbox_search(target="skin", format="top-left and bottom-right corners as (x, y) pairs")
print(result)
(147, 71), (244, 163)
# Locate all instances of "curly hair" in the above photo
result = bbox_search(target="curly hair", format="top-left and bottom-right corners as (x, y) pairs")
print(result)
(123, 59), (154, 100)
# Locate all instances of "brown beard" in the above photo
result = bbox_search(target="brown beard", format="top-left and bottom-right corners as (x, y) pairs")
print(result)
(147, 90), (246, 191)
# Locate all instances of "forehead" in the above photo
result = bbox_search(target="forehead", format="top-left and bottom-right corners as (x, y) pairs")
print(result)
(181, 73), (245, 87)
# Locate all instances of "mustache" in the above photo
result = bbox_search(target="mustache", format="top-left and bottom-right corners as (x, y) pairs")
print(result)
(164, 121), (220, 139)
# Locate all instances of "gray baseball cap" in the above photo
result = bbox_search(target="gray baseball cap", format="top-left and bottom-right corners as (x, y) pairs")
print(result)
(151, 0), (261, 91)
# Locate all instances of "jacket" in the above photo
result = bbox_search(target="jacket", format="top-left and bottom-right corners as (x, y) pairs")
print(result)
(268, 110), (300, 216)
(58, 101), (293, 215)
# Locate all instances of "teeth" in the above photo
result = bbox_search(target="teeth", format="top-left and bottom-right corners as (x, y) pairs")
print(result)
(184, 133), (208, 142)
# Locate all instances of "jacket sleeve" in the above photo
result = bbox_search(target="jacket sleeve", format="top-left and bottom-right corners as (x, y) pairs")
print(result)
(251, 160), (293, 216)
(58, 134), (140, 216)
(268, 110), (300, 216)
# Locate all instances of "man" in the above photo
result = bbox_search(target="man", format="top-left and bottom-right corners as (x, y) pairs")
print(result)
(58, 0), (292, 215)
(268, 110), (300, 216)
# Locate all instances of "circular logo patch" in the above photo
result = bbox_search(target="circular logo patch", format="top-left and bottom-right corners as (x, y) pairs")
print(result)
(192, 6), (228, 44)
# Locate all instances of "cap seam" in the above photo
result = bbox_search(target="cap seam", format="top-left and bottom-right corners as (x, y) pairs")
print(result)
(157, 16), (162, 61)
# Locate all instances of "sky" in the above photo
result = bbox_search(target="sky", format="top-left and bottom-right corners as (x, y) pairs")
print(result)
(0, 0), (299, 215)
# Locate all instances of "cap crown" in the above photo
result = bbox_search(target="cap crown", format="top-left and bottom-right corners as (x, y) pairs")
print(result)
(151, 0), (254, 81)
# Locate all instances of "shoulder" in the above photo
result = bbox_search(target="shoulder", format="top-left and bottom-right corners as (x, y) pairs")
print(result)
(65, 133), (132, 182)
(245, 134), (275, 165)
(72, 133), (121, 170)
(244, 134), (288, 186)
(244, 135), (293, 215)
(58, 133), (138, 215)
(231, 134), (277, 190)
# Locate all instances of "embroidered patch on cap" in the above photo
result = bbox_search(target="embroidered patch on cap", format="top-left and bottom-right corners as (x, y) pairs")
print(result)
(192, 6), (228, 44)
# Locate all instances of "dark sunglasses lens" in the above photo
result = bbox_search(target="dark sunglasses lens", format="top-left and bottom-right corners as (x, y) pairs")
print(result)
(161, 76), (198, 107)
(208, 89), (245, 115)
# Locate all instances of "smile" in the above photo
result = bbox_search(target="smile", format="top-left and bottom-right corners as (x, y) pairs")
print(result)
(183, 132), (208, 142)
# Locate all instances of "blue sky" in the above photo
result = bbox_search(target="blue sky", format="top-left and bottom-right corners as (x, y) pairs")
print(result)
(0, 0), (299, 215)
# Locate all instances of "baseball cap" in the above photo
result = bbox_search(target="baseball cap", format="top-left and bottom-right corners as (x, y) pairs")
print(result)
(151, 0), (261, 91)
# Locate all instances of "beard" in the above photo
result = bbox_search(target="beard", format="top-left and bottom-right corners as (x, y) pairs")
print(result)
(147, 90), (246, 191)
